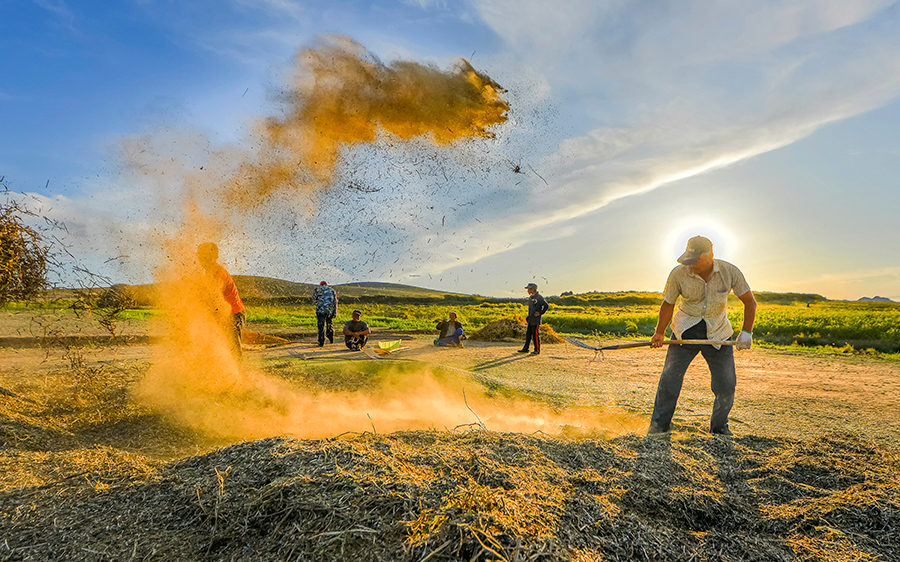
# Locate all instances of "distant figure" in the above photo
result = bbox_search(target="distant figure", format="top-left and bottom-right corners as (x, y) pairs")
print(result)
(313, 281), (338, 347)
(197, 242), (246, 358)
(434, 312), (466, 347)
(519, 282), (549, 355)
(647, 236), (756, 437)
(342, 309), (371, 351)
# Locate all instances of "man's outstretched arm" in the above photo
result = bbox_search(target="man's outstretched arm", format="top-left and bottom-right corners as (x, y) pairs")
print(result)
(651, 301), (675, 347)
(738, 290), (756, 333)
(736, 290), (757, 350)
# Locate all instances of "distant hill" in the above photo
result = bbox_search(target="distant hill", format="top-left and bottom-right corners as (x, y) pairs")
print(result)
(858, 296), (895, 303)
(38, 279), (855, 307)
(752, 292), (827, 305)
(232, 276), (470, 303)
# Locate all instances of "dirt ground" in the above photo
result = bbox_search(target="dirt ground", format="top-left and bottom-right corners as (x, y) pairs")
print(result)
(3, 324), (898, 451)
(271, 332), (900, 448)
(2, 320), (899, 562)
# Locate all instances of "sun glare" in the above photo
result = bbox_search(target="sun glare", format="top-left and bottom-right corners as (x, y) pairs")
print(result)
(664, 218), (738, 265)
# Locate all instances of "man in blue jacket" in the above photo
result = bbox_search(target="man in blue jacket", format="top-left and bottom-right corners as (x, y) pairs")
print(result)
(519, 283), (549, 355)
(313, 281), (338, 347)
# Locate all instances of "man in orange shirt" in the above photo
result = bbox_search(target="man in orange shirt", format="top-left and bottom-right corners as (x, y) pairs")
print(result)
(197, 242), (246, 358)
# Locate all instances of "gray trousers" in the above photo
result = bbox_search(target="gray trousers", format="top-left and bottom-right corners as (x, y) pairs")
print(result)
(649, 321), (736, 432)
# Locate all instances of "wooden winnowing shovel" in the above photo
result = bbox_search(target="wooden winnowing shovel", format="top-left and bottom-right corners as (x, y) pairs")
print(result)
(563, 336), (735, 358)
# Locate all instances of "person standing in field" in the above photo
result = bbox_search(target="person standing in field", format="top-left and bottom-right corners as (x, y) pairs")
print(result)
(343, 309), (371, 351)
(197, 242), (246, 358)
(313, 281), (338, 347)
(648, 236), (756, 436)
(434, 312), (466, 347)
(519, 282), (549, 355)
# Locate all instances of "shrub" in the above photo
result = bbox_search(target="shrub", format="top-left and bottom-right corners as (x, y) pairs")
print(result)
(0, 185), (53, 305)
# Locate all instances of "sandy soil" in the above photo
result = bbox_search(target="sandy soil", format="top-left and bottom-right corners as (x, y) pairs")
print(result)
(3, 324), (899, 561)
(257, 332), (900, 449)
(3, 316), (899, 451)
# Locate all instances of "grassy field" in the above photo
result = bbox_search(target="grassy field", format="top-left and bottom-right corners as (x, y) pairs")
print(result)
(6, 289), (900, 357)
(243, 296), (900, 357)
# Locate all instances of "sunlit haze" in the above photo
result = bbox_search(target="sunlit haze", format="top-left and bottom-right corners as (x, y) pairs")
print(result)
(3, 1), (899, 300)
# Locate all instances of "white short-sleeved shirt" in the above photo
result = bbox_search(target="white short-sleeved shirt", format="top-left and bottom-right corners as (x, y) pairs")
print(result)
(662, 259), (751, 342)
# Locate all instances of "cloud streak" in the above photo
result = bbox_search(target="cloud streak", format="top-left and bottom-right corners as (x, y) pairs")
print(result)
(17, 1), (900, 300)
(413, 0), (900, 274)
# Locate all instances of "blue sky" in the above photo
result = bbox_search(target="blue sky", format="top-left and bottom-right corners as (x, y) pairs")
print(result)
(3, 0), (899, 299)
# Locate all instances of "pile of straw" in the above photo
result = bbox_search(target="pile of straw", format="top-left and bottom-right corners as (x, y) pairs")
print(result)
(469, 316), (563, 344)
(2, 430), (897, 561)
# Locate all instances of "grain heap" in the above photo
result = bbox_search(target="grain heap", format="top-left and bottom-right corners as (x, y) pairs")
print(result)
(469, 316), (564, 344)
(3, 429), (897, 561)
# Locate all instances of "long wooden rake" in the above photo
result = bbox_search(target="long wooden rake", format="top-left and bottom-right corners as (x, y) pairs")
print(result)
(563, 336), (735, 360)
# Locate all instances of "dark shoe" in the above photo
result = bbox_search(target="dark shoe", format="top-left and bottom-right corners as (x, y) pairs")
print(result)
(517, 349), (529, 353)
(530, 351), (540, 355)
(647, 423), (669, 435)
(328, 338), (334, 344)
(318, 343), (324, 347)
(711, 426), (733, 436)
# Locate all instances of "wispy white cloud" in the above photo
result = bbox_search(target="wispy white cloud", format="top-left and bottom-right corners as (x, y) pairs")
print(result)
(26, 1), (900, 297)
(32, 0), (77, 33)
(422, 0), (900, 274)
(233, 0), (306, 23)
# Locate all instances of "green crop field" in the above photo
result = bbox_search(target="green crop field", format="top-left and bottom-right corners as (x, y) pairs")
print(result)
(5, 285), (899, 358)
(244, 295), (900, 357)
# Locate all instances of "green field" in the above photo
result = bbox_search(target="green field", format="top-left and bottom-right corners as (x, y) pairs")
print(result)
(8, 286), (900, 358)
(244, 294), (900, 357)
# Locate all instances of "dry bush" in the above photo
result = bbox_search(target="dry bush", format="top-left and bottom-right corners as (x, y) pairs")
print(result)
(469, 316), (564, 343)
(0, 180), (53, 306)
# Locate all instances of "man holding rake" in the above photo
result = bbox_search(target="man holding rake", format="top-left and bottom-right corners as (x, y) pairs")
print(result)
(647, 236), (756, 436)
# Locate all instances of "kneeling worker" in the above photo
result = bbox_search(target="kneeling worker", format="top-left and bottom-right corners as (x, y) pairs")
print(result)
(434, 312), (466, 347)
(343, 309), (371, 351)
(648, 236), (756, 436)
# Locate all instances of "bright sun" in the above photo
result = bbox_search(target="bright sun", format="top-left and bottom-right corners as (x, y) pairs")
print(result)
(664, 218), (738, 264)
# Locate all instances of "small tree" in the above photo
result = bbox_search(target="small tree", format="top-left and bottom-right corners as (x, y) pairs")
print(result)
(0, 178), (53, 305)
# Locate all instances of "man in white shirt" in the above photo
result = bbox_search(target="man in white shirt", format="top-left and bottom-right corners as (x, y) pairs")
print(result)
(648, 236), (756, 436)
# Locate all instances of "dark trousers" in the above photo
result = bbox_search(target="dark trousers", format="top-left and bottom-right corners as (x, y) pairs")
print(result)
(523, 324), (540, 352)
(649, 321), (735, 432)
(316, 313), (334, 345)
(345, 335), (368, 349)
(229, 311), (245, 358)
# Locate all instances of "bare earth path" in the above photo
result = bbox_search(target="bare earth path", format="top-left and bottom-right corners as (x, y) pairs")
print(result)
(2, 324), (899, 450)
(255, 331), (900, 450)
(3, 326), (900, 561)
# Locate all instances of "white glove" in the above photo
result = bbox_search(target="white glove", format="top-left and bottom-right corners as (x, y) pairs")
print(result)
(736, 330), (752, 350)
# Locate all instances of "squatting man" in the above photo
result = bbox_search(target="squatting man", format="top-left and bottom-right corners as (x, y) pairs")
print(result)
(343, 309), (371, 351)
(434, 312), (466, 347)
(648, 236), (756, 436)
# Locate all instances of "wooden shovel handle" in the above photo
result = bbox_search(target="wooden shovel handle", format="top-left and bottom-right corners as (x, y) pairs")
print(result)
(600, 339), (735, 351)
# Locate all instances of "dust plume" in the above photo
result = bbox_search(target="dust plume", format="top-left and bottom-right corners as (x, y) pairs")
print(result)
(137, 361), (645, 440)
(223, 34), (509, 209)
(131, 35), (609, 441)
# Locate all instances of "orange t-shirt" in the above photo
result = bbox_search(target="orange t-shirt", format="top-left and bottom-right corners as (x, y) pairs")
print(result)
(211, 264), (245, 314)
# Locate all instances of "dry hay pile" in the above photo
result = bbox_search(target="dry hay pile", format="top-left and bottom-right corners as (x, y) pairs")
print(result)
(241, 330), (290, 347)
(1, 430), (898, 562)
(0, 364), (210, 495)
(469, 316), (564, 344)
